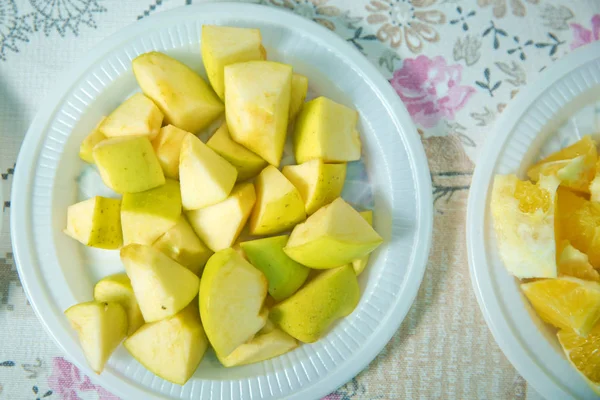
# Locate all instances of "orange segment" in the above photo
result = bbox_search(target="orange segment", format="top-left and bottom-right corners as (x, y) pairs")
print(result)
(558, 241), (600, 282)
(557, 324), (600, 394)
(521, 277), (600, 337)
(590, 159), (600, 202)
(528, 136), (597, 194)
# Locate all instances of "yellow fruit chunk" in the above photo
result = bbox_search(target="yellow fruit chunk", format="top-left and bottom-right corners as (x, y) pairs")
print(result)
(557, 188), (600, 268)
(521, 277), (600, 336)
(557, 324), (600, 395)
(64, 196), (122, 249)
(589, 159), (600, 202)
(152, 125), (191, 180)
(79, 117), (106, 163)
(490, 174), (559, 278)
(289, 74), (308, 120)
(352, 210), (374, 276)
(99, 93), (163, 140)
(558, 241), (600, 282)
(528, 135), (597, 194)
(94, 273), (145, 336)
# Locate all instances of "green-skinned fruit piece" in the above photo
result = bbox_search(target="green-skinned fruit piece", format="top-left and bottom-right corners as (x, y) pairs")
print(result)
(98, 93), (163, 140)
(352, 210), (373, 276)
(240, 235), (310, 301)
(79, 117), (106, 163)
(94, 273), (145, 335)
(124, 305), (208, 385)
(270, 264), (359, 343)
(121, 179), (182, 246)
(152, 125), (191, 180)
(64, 196), (122, 249)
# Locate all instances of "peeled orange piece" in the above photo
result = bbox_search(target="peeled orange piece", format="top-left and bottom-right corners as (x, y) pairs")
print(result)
(557, 188), (600, 268)
(528, 136), (597, 194)
(557, 323), (600, 394)
(491, 174), (559, 279)
(558, 241), (600, 282)
(589, 159), (600, 202)
(521, 277), (600, 337)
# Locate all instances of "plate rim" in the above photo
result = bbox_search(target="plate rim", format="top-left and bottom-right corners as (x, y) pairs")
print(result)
(11, 3), (434, 399)
(466, 41), (600, 400)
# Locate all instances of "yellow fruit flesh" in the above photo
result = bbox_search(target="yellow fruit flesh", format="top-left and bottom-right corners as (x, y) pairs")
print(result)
(558, 241), (600, 282)
(557, 324), (600, 394)
(521, 277), (600, 336)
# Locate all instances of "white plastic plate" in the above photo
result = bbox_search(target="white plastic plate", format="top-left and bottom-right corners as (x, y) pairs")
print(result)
(467, 41), (600, 400)
(11, 3), (433, 399)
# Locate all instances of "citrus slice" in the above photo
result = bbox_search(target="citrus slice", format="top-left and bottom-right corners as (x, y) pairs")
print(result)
(491, 174), (559, 278)
(521, 277), (600, 337)
(589, 158), (600, 202)
(557, 323), (600, 395)
(557, 188), (600, 268)
(558, 241), (600, 282)
(528, 135), (597, 194)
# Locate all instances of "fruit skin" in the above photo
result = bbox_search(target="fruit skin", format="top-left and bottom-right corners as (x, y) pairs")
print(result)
(64, 196), (122, 249)
(217, 320), (298, 367)
(199, 248), (268, 357)
(282, 159), (346, 215)
(270, 264), (359, 343)
(132, 51), (224, 134)
(521, 277), (600, 337)
(225, 61), (292, 166)
(120, 244), (200, 323)
(64, 301), (128, 374)
(152, 216), (213, 276)
(94, 273), (145, 335)
(352, 210), (373, 276)
(186, 183), (256, 252)
(284, 197), (382, 268)
(241, 235), (310, 301)
(249, 165), (306, 235)
(121, 179), (182, 246)
(179, 133), (238, 210)
(490, 174), (559, 279)
(152, 125), (191, 180)
(99, 93), (164, 140)
(201, 25), (266, 100)
(79, 117), (106, 163)
(557, 323), (600, 395)
(294, 96), (361, 164)
(124, 305), (208, 385)
(207, 123), (267, 182)
(93, 136), (165, 194)
(289, 74), (308, 120)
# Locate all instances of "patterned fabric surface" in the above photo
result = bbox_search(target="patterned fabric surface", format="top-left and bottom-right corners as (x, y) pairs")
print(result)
(1, 0), (599, 399)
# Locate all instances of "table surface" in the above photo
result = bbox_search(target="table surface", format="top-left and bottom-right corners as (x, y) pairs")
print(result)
(1, 0), (599, 398)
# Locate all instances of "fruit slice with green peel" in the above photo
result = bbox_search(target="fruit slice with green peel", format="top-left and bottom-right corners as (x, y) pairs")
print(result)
(241, 235), (310, 301)
(79, 117), (106, 163)
(249, 165), (306, 235)
(282, 159), (347, 215)
(179, 133), (238, 210)
(64, 301), (128, 373)
(94, 273), (144, 335)
(121, 244), (200, 323)
(201, 25), (266, 100)
(64, 196), (122, 250)
(93, 136), (165, 194)
(200, 248), (268, 357)
(218, 320), (298, 367)
(294, 96), (361, 164)
(207, 123), (267, 182)
(284, 198), (382, 268)
(152, 216), (213, 276)
(186, 183), (256, 252)
(124, 305), (208, 385)
(289, 74), (308, 120)
(99, 93), (163, 140)
(132, 52), (224, 134)
(225, 61), (292, 166)
(152, 125), (191, 180)
(121, 179), (182, 246)
(352, 210), (374, 276)
(270, 264), (359, 343)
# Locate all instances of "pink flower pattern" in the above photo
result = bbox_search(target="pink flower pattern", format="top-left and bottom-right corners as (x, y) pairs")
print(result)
(570, 14), (600, 50)
(47, 357), (120, 400)
(390, 55), (475, 128)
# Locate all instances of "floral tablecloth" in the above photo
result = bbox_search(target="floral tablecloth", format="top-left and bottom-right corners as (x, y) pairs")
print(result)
(1, 0), (599, 399)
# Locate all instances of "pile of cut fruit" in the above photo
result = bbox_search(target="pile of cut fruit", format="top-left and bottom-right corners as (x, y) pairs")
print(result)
(62, 25), (383, 385)
(491, 135), (600, 394)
